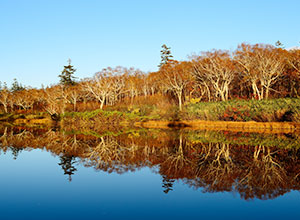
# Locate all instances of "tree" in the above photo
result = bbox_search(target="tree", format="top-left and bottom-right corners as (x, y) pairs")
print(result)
(83, 71), (114, 109)
(0, 82), (11, 113)
(103, 66), (128, 105)
(11, 78), (24, 92)
(256, 46), (285, 99)
(158, 44), (173, 68)
(43, 86), (63, 116)
(124, 68), (146, 105)
(275, 40), (284, 49)
(65, 84), (83, 111)
(192, 50), (236, 101)
(285, 48), (300, 97)
(160, 61), (192, 110)
(58, 59), (77, 86)
(234, 44), (285, 100)
(14, 89), (36, 111)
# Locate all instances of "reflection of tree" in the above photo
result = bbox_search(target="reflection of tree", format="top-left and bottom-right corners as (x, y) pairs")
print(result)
(237, 145), (288, 200)
(58, 155), (77, 182)
(1, 126), (300, 200)
(186, 141), (300, 200)
(1, 129), (30, 159)
(43, 130), (89, 157)
(195, 143), (235, 192)
(0, 127), (8, 146)
(10, 146), (23, 160)
(162, 133), (192, 177)
(86, 136), (128, 174)
(162, 175), (175, 194)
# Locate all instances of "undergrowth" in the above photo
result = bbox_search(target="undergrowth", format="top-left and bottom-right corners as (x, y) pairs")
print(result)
(184, 98), (300, 122)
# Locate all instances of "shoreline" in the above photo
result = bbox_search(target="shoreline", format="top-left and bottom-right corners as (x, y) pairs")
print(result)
(1, 113), (300, 133)
(134, 120), (300, 133)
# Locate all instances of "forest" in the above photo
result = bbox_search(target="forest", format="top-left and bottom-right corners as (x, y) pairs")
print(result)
(1, 43), (300, 123)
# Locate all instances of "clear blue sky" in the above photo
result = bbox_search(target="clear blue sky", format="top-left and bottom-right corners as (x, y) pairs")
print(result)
(1, 0), (299, 88)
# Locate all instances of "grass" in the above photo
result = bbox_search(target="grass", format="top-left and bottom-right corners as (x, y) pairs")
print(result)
(62, 109), (102, 119)
(61, 106), (161, 123)
(60, 98), (300, 125)
(183, 98), (300, 122)
(2, 98), (300, 125)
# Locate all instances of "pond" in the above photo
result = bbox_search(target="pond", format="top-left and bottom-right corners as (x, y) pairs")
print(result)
(0, 125), (299, 220)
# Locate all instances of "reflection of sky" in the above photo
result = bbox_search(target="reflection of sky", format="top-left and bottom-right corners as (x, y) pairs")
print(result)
(0, 149), (299, 220)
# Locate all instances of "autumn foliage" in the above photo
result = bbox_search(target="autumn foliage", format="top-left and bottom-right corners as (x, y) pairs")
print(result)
(1, 43), (300, 115)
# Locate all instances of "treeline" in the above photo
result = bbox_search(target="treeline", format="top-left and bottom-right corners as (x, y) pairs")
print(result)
(0, 43), (300, 114)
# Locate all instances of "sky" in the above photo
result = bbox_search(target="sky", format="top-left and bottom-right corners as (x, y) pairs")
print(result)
(0, 0), (300, 88)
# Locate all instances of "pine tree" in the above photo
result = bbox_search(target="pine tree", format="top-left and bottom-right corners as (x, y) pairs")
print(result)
(11, 78), (24, 92)
(158, 44), (173, 68)
(275, 40), (284, 49)
(58, 59), (77, 86)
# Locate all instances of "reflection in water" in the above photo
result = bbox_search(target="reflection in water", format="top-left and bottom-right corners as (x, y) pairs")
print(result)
(58, 155), (77, 182)
(11, 146), (23, 160)
(162, 175), (175, 194)
(0, 125), (299, 200)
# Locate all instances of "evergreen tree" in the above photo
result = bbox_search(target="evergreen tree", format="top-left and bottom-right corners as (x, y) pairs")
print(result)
(158, 44), (173, 68)
(11, 78), (25, 92)
(58, 59), (77, 86)
(275, 40), (284, 49)
(0, 81), (6, 90)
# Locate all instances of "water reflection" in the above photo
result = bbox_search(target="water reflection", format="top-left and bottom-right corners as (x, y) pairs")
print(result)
(0, 125), (299, 200)
(58, 155), (77, 182)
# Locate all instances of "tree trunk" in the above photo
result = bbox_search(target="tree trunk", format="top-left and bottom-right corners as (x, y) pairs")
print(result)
(218, 89), (226, 101)
(260, 87), (264, 100)
(252, 82), (257, 99)
(225, 85), (229, 101)
(3, 104), (8, 113)
(100, 100), (104, 110)
(178, 91), (182, 111)
(73, 99), (77, 111)
(204, 83), (211, 102)
(265, 87), (269, 99)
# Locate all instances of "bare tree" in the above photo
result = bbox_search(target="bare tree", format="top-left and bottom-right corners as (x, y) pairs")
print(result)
(0, 86), (11, 113)
(107, 74), (126, 105)
(43, 86), (63, 115)
(235, 44), (285, 99)
(192, 50), (236, 101)
(13, 89), (37, 111)
(285, 48), (300, 97)
(84, 72), (114, 110)
(160, 61), (192, 110)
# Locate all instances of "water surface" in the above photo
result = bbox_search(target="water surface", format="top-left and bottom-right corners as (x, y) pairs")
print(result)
(0, 126), (299, 219)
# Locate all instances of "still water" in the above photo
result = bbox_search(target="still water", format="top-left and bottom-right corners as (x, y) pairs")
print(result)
(0, 126), (299, 219)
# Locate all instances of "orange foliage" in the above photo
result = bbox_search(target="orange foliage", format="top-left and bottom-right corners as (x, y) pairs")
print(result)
(1, 43), (300, 114)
